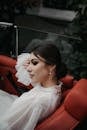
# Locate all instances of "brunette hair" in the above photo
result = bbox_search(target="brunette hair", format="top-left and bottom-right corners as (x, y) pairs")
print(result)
(29, 40), (67, 79)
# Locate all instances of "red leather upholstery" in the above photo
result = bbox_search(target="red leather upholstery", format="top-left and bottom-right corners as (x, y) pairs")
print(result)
(35, 79), (87, 130)
(0, 66), (18, 95)
(64, 79), (87, 121)
(0, 55), (87, 130)
(0, 55), (16, 67)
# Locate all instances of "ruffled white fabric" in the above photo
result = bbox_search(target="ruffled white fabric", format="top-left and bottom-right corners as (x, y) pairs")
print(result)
(0, 83), (62, 130)
(15, 53), (31, 86)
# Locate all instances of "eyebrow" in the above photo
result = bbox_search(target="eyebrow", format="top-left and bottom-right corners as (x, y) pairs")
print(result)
(36, 55), (46, 63)
(30, 54), (46, 63)
(31, 58), (38, 62)
(29, 55), (39, 61)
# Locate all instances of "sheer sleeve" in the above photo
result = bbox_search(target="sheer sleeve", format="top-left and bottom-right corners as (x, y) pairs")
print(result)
(0, 103), (44, 130)
(24, 103), (43, 130)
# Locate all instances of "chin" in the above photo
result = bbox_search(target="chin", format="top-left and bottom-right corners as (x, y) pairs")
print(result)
(30, 79), (38, 86)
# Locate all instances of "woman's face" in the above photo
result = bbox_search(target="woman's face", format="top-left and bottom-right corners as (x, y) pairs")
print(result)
(24, 53), (51, 85)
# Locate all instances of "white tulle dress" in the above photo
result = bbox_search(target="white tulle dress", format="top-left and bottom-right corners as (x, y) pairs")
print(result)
(0, 53), (62, 130)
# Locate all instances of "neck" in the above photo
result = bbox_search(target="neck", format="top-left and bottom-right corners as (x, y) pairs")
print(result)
(41, 79), (57, 88)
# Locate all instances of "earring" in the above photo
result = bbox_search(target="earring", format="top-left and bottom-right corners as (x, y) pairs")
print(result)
(48, 71), (52, 80)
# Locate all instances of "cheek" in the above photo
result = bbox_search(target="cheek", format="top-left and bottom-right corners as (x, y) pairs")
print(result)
(36, 69), (49, 82)
(32, 64), (50, 83)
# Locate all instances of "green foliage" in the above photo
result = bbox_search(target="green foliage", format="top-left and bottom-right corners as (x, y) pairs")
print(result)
(66, 0), (87, 10)
(65, 0), (87, 79)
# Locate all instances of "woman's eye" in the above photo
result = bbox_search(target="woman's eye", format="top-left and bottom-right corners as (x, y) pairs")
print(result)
(32, 61), (38, 65)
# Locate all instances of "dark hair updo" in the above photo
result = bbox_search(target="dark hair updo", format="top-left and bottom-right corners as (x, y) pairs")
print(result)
(29, 40), (67, 79)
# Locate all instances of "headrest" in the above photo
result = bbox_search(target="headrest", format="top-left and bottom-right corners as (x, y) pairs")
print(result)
(64, 79), (87, 121)
(60, 75), (77, 89)
(0, 55), (16, 67)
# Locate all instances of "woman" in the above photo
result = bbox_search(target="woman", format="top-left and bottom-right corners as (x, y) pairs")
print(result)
(0, 40), (67, 130)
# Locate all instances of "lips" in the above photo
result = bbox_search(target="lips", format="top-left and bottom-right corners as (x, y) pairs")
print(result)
(29, 74), (34, 78)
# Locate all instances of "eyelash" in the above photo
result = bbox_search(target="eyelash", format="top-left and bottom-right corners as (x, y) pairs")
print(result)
(32, 61), (38, 65)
